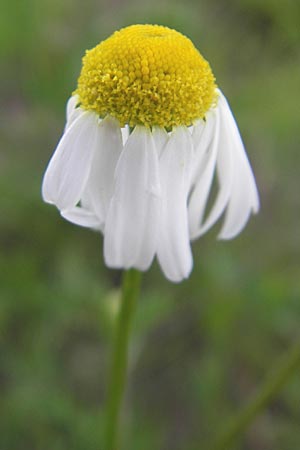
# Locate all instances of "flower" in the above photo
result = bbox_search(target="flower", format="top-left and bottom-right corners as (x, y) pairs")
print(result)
(42, 24), (259, 283)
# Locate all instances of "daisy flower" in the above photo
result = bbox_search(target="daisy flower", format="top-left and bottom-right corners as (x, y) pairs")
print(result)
(42, 24), (259, 282)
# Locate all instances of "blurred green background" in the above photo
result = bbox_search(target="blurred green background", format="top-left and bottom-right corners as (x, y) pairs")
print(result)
(1, 0), (300, 449)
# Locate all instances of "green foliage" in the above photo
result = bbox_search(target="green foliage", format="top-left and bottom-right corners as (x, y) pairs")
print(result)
(1, 0), (300, 449)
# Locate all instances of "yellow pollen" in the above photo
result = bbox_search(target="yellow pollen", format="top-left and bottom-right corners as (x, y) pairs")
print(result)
(75, 24), (217, 128)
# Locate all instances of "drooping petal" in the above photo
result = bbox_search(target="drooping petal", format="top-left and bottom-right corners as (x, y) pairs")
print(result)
(217, 92), (260, 239)
(157, 127), (194, 283)
(61, 207), (101, 230)
(121, 125), (130, 145)
(188, 109), (220, 239)
(191, 119), (205, 149)
(42, 111), (99, 211)
(152, 126), (169, 157)
(84, 116), (123, 226)
(190, 115), (214, 183)
(192, 99), (234, 237)
(104, 126), (161, 271)
(66, 95), (77, 119)
(65, 95), (81, 130)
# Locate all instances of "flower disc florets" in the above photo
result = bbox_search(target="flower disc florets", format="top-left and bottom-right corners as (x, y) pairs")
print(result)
(75, 24), (217, 128)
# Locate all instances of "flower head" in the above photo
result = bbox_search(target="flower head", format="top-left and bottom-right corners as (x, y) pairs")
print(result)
(75, 24), (216, 128)
(42, 24), (259, 282)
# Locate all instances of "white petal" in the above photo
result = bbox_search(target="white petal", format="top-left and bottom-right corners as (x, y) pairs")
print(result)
(191, 119), (205, 147)
(217, 92), (260, 239)
(104, 126), (161, 271)
(157, 127), (194, 283)
(66, 95), (78, 120)
(61, 207), (101, 230)
(188, 109), (220, 239)
(190, 115), (214, 183)
(42, 110), (99, 210)
(121, 125), (130, 145)
(152, 126), (169, 157)
(65, 95), (81, 130)
(84, 116), (123, 226)
(187, 124), (194, 135)
(192, 105), (235, 237)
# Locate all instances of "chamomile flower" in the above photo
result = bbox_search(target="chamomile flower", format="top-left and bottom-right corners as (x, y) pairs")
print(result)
(42, 24), (259, 282)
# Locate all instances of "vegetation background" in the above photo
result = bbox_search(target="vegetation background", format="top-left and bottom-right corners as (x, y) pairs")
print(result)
(1, 0), (300, 449)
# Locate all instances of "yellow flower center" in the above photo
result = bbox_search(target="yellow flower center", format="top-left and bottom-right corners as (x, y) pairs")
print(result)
(75, 24), (217, 128)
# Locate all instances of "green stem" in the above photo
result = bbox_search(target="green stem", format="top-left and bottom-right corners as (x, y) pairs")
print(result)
(209, 342), (300, 450)
(104, 269), (142, 450)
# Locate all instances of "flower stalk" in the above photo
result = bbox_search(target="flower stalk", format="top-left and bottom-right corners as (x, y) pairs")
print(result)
(104, 269), (142, 450)
(208, 341), (300, 450)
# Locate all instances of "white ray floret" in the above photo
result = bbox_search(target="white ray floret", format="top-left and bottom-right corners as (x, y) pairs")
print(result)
(104, 126), (161, 271)
(42, 89), (259, 282)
